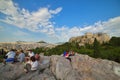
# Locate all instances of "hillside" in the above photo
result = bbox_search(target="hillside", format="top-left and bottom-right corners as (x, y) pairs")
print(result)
(0, 41), (56, 51)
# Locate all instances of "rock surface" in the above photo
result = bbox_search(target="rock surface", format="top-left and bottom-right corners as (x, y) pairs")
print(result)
(0, 54), (120, 80)
(69, 32), (110, 46)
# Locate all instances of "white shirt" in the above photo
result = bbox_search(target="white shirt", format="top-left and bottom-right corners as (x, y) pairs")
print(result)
(18, 53), (25, 62)
(30, 61), (39, 70)
(28, 52), (34, 57)
(6, 51), (15, 58)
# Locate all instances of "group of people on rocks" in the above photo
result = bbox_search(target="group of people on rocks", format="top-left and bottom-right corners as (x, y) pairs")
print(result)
(2, 49), (76, 73)
(63, 50), (76, 62)
(3, 49), (40, 73)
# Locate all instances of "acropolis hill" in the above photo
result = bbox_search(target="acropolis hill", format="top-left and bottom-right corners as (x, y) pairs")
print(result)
(69, 32), (110, 46)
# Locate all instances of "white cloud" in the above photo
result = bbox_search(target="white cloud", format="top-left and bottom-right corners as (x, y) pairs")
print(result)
(49, 7), (62, 14)
(0, 0), (18, 16)
(55, 16), (120, 42)
(13, 30), (29, 36)
(0, 0), (62, 36)
(0, 0), (120, 43)
(69, 27), (80, 35)
(80, 17), (120, 37)
(55, 26), (68, 31)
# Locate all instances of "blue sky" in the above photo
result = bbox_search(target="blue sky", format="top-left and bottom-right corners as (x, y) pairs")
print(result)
(0, 0), (120, 43)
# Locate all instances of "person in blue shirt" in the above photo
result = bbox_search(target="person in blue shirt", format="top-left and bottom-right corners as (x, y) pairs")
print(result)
(63, 51), (66, 57)
(17, 50), (25, 62)
(63, 51), (71, 62)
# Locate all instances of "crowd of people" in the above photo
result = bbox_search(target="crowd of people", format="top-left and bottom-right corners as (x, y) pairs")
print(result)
(62, 51), (76, 62)
(3, 49), (40, 73)
(1, 49), (76, 73)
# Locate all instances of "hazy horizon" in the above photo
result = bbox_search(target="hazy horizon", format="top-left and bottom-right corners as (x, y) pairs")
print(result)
(0, 0), (120, 43)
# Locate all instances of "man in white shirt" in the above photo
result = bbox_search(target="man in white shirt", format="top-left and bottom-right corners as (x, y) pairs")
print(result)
(31, 60), (39, 70)
(5, 49), (16, 63)
(24, 56), (39, 73)
(28, 50), (34, 57)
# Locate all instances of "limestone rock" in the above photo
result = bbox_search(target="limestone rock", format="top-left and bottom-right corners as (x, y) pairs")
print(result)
(0, 54), (120, 80)
(0, 63), (25, 80)
(71, 54), (120, 80)
(69, 32), (110, 45)
(50, 54), (120, 80)
(50, 55), (73, 80)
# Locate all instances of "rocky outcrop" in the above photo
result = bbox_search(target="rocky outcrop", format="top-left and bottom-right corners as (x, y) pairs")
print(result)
(50, 55), (81, 80)
(50, 55), (120, 80)
(0, 56), (56, 80)
(70, 55), (120, 80)
(0, 54), (120, 80)
(69, 32), (110, 46)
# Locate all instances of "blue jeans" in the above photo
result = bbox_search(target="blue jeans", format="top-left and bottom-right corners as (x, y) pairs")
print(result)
(5, 58), (14, 62)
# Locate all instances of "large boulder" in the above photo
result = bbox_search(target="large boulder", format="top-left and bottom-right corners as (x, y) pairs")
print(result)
(50, 55), (81, 80)
(0, 63), (25, 80)
(18, 68), (56, 80)
(50, 55), (72, 79)
(50, 54), (120, 80)
(0, 56), (55, 80)
(71, 54), (120, 80)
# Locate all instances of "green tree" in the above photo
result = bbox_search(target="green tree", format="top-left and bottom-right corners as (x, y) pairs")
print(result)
(109, 37), (120, 47)
(93, 38), (101, 58)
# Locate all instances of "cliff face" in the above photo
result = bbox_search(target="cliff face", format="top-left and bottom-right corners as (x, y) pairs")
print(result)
(69, 32), (110, 46)
(0, 54), (120, 80)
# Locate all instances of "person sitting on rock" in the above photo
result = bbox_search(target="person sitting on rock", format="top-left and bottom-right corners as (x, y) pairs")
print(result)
(25, 49), (35, 63)
(35, 53), (40, 61)
(63, 51), (71, 62)
(28, 49), (35, 57)
(4, 49), (16, 64)
(17, 50), (25, 63)
(69, 51), (75, 56)
(24, 56), (39, 73)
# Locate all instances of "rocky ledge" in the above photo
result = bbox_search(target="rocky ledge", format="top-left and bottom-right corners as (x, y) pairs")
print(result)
(0, 54), (120, 80)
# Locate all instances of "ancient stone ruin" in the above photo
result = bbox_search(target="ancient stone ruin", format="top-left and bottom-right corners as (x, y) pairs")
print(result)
(69, 32), (110, 46)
